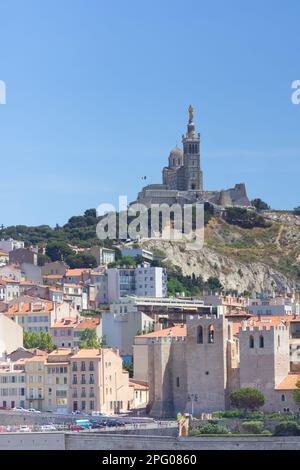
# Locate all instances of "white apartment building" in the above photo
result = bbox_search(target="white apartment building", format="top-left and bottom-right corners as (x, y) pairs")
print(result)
(0, 239), (25, 253)
(63, 284), (88, 311)
(107, 267), (167, 302)
(135, 266), (167, 297)
(0, 279), (20, 302)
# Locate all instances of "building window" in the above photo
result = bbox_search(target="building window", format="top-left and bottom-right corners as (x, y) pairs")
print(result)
(72, 362), (77, 372)
(89, 361), (94, 371)
(249, 335), (254, 348)
(208, 325), (214, 344)
(81, 374), (86, 384)
(281, 394), (286, 402)
(197, 326), (203, 344)
(73, 375), (77, 385)
(81, 362), (86, 371)
(176, 377), (180, 387)
(259, 335), (264, 348)
(278, 335), (280, 348)
(81, 401), (86, 411)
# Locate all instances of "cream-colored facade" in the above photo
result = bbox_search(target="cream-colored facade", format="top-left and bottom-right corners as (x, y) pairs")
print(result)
(0, 361), (26, 409)
(69, 348), (134, 415)
(0, 314), (23, 359)
(44, 349), (72, 413)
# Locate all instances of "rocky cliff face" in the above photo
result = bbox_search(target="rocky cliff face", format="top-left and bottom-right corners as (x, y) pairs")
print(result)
(142, 212), (300, 294)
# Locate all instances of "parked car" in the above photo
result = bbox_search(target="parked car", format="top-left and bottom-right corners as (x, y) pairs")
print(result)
(27, 408), (41, 413)
(40, 424), (57, 432)
(19, 425), (30, 432)
(72, 410), (82, 415)
(69, 424), (84, 431)
(13, 406), (27, 412)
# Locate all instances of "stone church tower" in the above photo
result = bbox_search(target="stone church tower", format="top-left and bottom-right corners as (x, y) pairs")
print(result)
(162, 105), (203, 192)
(182, 105), (203, 192)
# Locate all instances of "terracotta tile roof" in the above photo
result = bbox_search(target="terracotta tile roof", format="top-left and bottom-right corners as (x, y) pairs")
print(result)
(71, 348), (102, 359)
(136, 324), (187, 339)
(51, 317), (100, 330)
(74, 318), (100, 329)
(27, 348), (48, 356)
(48, 348), (73, 357)
(276, 374), (300, 390)
(25, 355), (47, 363)
(129, 379), (149, 391)
(232, 316), (291, 336)
(51, 318), (78, 329)
(65, 269), (90, 277)
(5, 299), (53, 316)
(0, 277), (20, 284)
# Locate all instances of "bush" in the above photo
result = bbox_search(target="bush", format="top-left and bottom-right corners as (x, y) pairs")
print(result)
(274, 421), (300, 436)
(242, 421), (264, 434)
(213, 410), (264, 420)
(261, 430), (272, 436)
(224, 207), (270, 229)
(190, 422), (229, 435)
(230, 388), (265, 411)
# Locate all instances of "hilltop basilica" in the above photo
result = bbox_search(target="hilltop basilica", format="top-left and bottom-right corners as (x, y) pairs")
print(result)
(135, 106), (250, 208)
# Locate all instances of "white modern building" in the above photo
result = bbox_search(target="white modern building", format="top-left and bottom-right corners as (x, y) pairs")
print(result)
(107, 267), (167, 302)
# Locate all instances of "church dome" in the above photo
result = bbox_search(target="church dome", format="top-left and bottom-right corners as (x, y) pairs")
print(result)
(168, 146), (183, 169)
(169, 146), (183, 157)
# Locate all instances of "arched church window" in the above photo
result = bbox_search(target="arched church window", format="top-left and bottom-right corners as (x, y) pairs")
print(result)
(197, 326), (203, 344)
(259, 335), (264, 348)
(278, 335), (280, 348)
(208, 325), (214, 344)
(249, 335), (254, 348)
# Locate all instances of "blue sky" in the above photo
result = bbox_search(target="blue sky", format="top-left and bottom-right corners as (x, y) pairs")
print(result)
(0, 0), (299, 226)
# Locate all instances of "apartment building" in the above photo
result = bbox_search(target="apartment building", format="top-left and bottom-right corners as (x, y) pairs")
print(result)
(107, 266), (167, 302)
(5, 296), (78, 332)
(44, 349), (73, 413)
(0, 361), (26, 409)
(69, 348), (133, 415)
(50, 317), (101, 348)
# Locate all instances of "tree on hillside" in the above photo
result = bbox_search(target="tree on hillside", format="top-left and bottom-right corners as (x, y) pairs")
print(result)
(206, 276), (223, 292)
(46, 241), (73, 262)
(230, 388), (265, 411)
(294, 207), (300, 216)
(23, 331), (55, 351)
(79, 329), (104, 349)
(65, 253), (97, 269)
(251, 198), (270, 211)
(108, 256), (136, 268)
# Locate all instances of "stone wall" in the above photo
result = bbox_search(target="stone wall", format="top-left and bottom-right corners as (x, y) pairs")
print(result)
(1, 432), (300, 450)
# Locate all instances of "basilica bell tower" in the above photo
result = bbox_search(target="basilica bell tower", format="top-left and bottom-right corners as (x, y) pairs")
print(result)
(182, 105), (203, 192)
